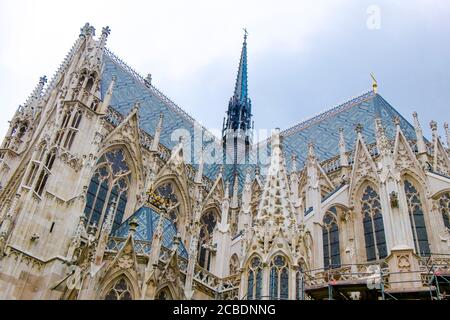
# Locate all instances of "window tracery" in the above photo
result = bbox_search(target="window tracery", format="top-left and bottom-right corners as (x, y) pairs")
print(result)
(404, 180), (430, 256)
(104, 278), (133, 300)
(247, 256), (262, 300)
(84, 149), (131, 232)
(323, 207), (341, 269)
(361, 186), (387, 261)
(269, 255), (289, 300)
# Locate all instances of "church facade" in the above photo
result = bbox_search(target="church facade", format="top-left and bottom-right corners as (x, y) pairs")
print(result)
(0, 23), (449, 300)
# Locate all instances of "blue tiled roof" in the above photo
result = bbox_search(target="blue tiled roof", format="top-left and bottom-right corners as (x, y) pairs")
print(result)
(101, 50), (219, 168)
(100, 49), (419, 191)
(257, 91), (418, 171)
(112, 206), (188, 259)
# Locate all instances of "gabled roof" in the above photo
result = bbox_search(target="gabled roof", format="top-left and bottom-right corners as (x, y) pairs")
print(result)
(258, 91), (418, 171)
(101, 48), (419, 190)
(112, 206), (188, 259)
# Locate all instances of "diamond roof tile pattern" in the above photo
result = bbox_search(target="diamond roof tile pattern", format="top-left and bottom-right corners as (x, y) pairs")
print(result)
(100, 50), (419, 187)
(112, 206), (189, 259)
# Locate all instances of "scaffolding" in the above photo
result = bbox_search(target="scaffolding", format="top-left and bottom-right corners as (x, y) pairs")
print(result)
(301, 253), (450, 300)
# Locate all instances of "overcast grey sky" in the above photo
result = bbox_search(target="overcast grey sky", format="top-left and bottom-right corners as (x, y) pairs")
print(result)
(1, 0), (449, 141)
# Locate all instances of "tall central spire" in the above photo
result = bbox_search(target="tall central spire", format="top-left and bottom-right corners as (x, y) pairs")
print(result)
(234, 29), (248, 103)
(222, 29), (253, 138)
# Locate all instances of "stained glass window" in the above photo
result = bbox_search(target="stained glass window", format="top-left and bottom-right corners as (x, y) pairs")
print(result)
(439, 192), (450, 230)
(197, 210), (218, 270)
(247, 256), (262, 300)
(361, 186), (387, 261)
(404, 180), (430, 256)
(269, 255), (289, 300)
(84, 149), (131, 232)
(296, 268), (304, 300)
(323, 207), (341, 269)
(156, 288), (172, 300)
(104, 278), (132, 300)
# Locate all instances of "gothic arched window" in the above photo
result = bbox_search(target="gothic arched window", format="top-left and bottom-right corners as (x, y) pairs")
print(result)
(361, 186), (387, 261)
(404, 180), (430, 256)
(84, 149), (131, 232)
(269, 255), (289, 300)
(155, 182), (180, 228)
(156, 288), (173, 300)
(34, 149), (56, 196)
(295, 265), (304, 300)
(54, 108), (82, 150)
(24, 143), (46, 187)
(198, 210), (218, 270)
(104, 278), (133, 300)
(247, 256), (262, 300)
(439, 192), (450, 230)
(322, 207), (341, 269)
(63, 110), (82, 150)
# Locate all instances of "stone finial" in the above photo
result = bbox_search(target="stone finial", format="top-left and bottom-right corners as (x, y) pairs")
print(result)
(145, 74), (152, 86)
(101, 26), (111, 38)
(224, 181), (230, 199)
(291, 154), (298, 172)
(151, 113), (164, 152)
(231, 172), (239, 208)
(430, 120), (438, 143)
(128, 218), (139, 235)
(132, 101), (141, 112)
(79, 23), (95, 38)
(99, 26), (111, 50)
(393, 116), (400, 127)
(412, 112), (422, 130)
(444, 122), (450, 148)
(339, 128), (348, 167)
(355, 123), (363, 134)
(307, 142), (315, 160)
(194, 151), (204, 184)
(245, 168), (252, 184)
(39, 76), (48, 86)
(412, 112), (427, 155)
(271, 128), (281, 149)
(375, 118), (390, 155)
(430, 120), (438, 132)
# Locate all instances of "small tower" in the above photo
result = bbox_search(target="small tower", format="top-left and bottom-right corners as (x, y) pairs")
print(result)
(222, 29), (253, 165)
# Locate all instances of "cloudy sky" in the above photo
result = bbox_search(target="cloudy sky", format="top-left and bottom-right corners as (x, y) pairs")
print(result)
(1, 0), (449, 141)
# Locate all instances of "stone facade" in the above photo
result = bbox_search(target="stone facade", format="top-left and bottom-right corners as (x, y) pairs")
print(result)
(0, 23), (449, 300)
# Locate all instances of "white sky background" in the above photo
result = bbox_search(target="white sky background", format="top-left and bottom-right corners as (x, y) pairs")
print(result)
(1, 0), (450, 141)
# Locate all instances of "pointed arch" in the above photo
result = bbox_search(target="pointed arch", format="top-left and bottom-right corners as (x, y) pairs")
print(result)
(198, 207), (219, 270)
(155, 285), (175, 300)
(358, 183), (387, 261)
(102, 276), (134, 300)
(402, 175), (431, 256)
(100, 269), (140, 300)
(84, 147), (133, 233)
(152, 174), (191, 237)
(246, 254), (263, 300)
(269, 254), (289, 300)
(322, 206), (341, 269)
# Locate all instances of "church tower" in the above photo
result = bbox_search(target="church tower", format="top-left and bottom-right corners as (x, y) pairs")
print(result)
(222, 30), (253, 165)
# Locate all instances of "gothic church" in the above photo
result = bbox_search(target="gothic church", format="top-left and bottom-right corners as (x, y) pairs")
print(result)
(0, 23), (449, 300)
